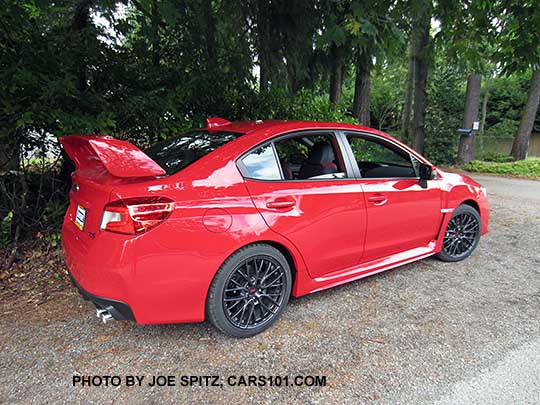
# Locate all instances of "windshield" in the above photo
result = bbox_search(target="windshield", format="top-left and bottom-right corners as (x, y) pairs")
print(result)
(145, 130), (243, 175)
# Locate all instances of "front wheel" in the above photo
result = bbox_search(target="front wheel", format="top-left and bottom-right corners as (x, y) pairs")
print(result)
(206, 244), (292, 337)
(436, 204), (481, 262)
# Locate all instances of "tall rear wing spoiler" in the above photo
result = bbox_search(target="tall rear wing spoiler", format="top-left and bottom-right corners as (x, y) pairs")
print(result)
(60, 135), (166, 178)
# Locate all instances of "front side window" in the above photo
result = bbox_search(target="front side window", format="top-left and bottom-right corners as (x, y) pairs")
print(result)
(347, 134), (416, 178)
(240, 133), (346, 181)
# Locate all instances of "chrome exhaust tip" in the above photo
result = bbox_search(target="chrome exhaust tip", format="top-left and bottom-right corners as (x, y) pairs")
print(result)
(96, 308), (114, 323)
(96, 308), (108, 318)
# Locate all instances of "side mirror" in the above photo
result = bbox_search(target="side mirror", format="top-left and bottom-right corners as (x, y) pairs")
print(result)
(418, 163), (432, 188)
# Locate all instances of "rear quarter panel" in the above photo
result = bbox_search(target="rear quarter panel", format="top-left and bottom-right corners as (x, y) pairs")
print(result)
(111, 155), (308, 324)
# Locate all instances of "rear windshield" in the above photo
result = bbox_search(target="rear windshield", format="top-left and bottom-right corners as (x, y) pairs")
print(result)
(145, 130), (243, 175)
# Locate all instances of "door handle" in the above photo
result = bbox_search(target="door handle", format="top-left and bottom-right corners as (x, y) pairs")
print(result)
(367, 194), (388, 205)
(266, 200), (295, 209)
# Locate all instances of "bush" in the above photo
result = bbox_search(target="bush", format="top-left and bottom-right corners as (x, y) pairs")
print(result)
(484, 119), (519, 139)
(481, 152), (514, 163)
(423, 60), (466, 165)
(463, 158), (540, 178)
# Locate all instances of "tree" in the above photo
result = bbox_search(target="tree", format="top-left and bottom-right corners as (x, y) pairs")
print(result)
(254, 0), (273, 92)
(437, 0), (494, 164)
(495, 1), (540, 160)
(401, 57), (415, 142)
(352, 49), (372, 126)
(329, 44), (346, 105)
(457, 73), (481, 163)
(511, 69), (540, 160)
(347, 0), (400, 127)
(321, 0), (350, 105)
(410, 0), (433, 154)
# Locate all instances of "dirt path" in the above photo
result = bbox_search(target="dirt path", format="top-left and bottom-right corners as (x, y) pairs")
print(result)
(1, 174), (539, 404)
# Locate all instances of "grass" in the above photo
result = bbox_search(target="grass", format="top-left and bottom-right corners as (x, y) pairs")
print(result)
(463, 157), (540, 178)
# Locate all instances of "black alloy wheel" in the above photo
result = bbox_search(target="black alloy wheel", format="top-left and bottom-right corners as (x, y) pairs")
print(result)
(206, 244), (292, 337)
(223, 256), (286, 329)
(436, 204), (481, 262)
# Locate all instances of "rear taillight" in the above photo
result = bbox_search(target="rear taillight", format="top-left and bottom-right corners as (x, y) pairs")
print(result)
(100, 197), (175, 234)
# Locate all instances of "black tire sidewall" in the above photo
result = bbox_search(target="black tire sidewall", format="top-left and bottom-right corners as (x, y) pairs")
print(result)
(206, 244), (292, 337)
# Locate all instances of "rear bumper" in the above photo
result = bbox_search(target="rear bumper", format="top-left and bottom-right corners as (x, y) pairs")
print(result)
(69, 273), (135, 321)
(61, 216), (213, 324)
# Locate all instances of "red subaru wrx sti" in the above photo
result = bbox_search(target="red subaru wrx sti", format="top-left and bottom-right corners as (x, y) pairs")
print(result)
(61, 119), (489, 337)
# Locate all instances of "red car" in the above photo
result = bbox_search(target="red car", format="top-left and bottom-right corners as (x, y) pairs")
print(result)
(61, 119), (489, 337)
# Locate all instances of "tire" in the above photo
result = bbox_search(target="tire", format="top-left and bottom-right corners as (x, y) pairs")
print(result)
(206, 244), (292, 337)
(436, 204), (481, 262)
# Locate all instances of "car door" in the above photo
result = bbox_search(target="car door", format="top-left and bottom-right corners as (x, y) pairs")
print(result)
(238, 131), (367, 279)
(343, 132), (443, 262)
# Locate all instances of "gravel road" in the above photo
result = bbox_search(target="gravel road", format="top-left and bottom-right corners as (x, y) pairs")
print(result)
(1, 174), (539, 404)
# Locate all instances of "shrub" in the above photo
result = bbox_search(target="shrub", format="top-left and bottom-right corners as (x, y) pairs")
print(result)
(463, 158), (540, 178)
(484, 119), (519, 139)
(481, 152), (514, 163)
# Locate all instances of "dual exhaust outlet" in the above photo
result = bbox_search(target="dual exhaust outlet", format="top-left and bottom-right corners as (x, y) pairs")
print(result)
(96, 308), (114, 323)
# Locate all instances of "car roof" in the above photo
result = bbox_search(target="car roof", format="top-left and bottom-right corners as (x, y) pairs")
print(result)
(213, 119), (431, 165)
(222, 119), (376, 139)
(219, 119), (402, 146)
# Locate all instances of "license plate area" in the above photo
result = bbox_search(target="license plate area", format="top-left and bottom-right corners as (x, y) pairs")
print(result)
(74, 205), (87, 231)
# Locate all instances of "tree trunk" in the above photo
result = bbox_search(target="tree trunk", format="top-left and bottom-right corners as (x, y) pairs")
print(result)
(151, 0), (160, 67)
(411, 23), (430, 154)
(69, 0), (93, 93)
(457, 73), (482, 164)
(0, 139), (19, 172)
(286, 62), (299, 95)
(479, 78), (490, 134)
(511, 69), (540, 161)
(329, 44), (344, 105)
(402, 56), (415, 144)
(60, 0), (93, 188)
(352, 50), (371, 127)
(256, 0), (271, 92)
(202, 0), (216, 68)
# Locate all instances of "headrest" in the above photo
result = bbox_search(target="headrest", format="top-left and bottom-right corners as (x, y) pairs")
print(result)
(307, 142), (335, 164)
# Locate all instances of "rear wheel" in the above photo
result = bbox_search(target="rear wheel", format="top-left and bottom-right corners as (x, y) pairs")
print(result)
(436, 204), (481, 262)
(206, 244), (292, 337)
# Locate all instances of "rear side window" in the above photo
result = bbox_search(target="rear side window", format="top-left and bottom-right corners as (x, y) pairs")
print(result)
(145, 130), (243, 175)
(240, 144), (281, 180)
(239, 133), (346, 181)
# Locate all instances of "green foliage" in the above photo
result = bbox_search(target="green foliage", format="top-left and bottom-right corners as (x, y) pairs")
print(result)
(1, 211), (13, 248)
(369, 63), (406, 131)
(242, 89), (356, 125)
(480, 153), (514, 163)
(287, 91), (356, 123)
(44, 232), (61, 247)
(42, 201), (68, 228)
(494, 1), (540, 73)
(484, 120), (519, 140)
(485, 73), (529, 127)
(464, 158), (540, 178)
(423, 53), (467, 165)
